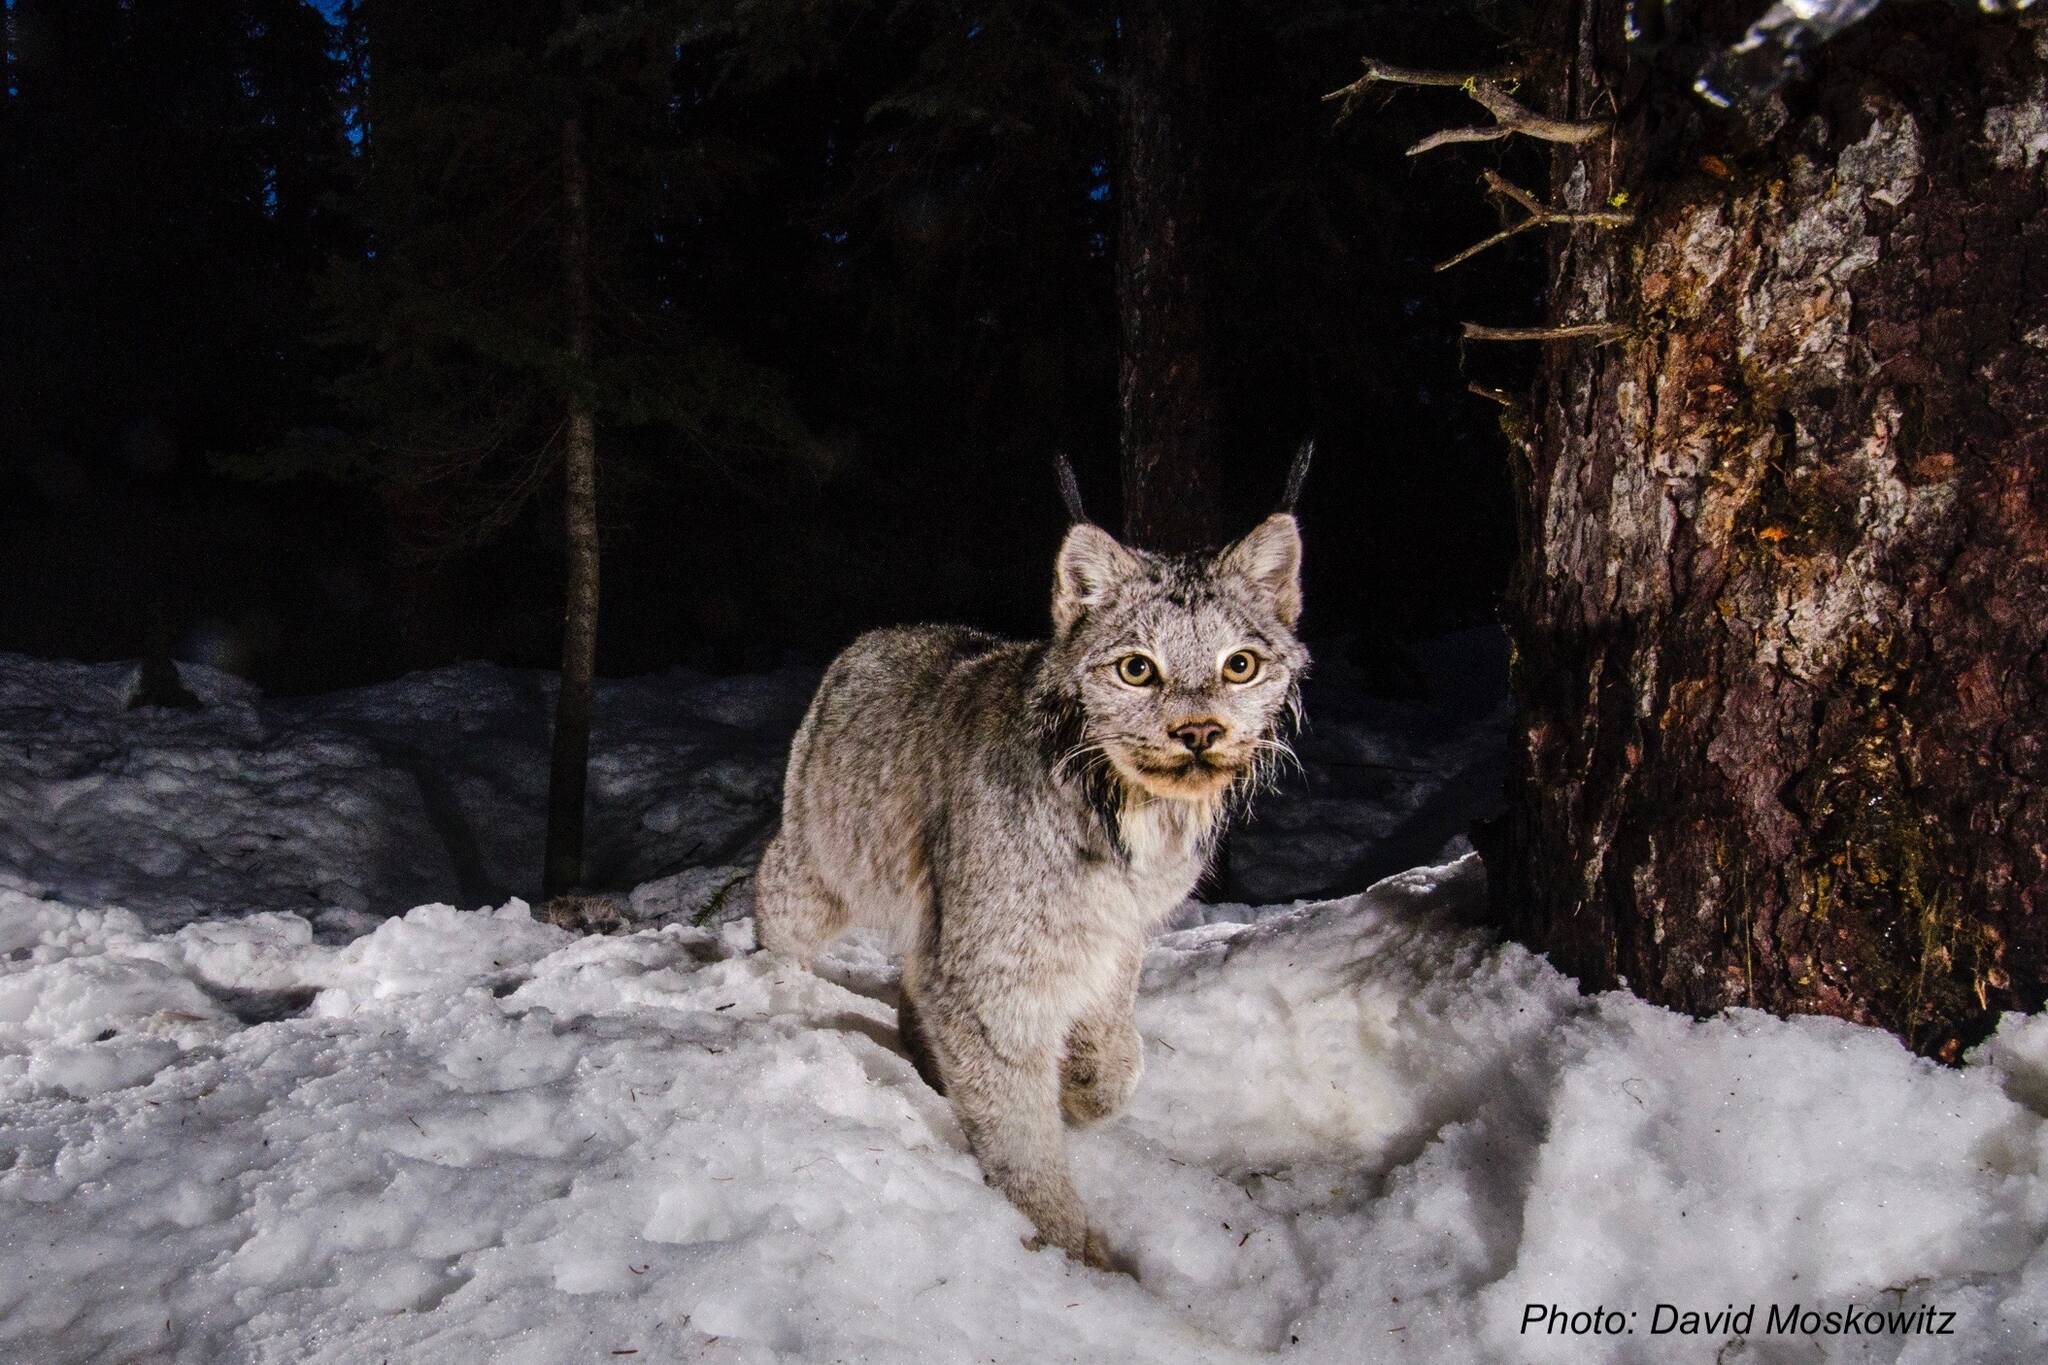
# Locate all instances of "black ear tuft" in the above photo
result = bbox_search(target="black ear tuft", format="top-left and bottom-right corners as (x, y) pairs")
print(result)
(1280, 438), (1315, 513)
(1054, 451), (1091, 525)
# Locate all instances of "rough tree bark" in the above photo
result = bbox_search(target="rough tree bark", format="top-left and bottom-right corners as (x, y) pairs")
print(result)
(1490, 6), (2048, 1058)
(1115, 0), (1225, 552)
(543, 103), (600, 899)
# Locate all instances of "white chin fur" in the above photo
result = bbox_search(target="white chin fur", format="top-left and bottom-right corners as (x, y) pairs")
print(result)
(1117, 791), (1212, 867)
(1107, 755), (1229, 866)
(1109, 750), (1229, 801)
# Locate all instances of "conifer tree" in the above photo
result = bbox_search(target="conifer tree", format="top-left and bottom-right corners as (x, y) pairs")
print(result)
(322, 0), (803, 896)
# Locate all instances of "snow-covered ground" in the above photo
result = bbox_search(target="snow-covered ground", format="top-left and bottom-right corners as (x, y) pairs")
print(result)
(0, 631), (1508, 928)
(4, 646), (2046, 1363)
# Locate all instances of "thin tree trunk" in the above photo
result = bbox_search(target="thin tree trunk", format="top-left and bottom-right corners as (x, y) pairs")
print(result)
(1115, 0), (1224, 553)
(131, 602), (201, 711)
(543, 105), (600, 899)
(1487, 4), (2048, 1058)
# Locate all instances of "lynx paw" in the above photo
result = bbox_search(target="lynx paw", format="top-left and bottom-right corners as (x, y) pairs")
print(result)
(1060, 1030), (1142, 1125)
(1023, 1227), (1118, 1273)
(541, 894), (627, 935)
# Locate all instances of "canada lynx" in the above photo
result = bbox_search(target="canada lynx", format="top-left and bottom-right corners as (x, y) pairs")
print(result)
(755, 493), (1307, 1266)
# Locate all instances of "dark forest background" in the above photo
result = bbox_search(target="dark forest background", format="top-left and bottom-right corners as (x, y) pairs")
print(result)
(10, 0), (2044, 1055)
(1, 0), (1540, 694)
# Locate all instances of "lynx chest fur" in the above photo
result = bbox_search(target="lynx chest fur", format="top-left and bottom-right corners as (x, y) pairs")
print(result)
(755, 508), (1308, 1268)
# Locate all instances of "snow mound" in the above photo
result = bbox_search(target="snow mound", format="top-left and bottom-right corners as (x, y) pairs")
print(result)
(4, 858), (2045, 1363)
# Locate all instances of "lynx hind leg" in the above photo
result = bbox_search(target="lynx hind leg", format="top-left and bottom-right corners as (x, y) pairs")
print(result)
(895, 984), (947, 1095)
(753, 833), (849, 965)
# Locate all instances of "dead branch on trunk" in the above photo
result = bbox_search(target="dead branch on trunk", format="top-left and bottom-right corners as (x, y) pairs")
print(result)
(1324, 57), (1511, 108)
(1323, 59), (1608, 155)
(1460, 321), (1628, 343)
(1437, 171), (1634, 271)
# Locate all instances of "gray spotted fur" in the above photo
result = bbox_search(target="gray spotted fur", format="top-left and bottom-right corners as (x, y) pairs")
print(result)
(755, 514), (1308, 1266)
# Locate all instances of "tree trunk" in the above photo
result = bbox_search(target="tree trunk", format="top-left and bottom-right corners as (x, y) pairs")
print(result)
(1490, 5), (2048, 1059)
(543, 106), (600, 900)
(1115, 0), (1224, 552)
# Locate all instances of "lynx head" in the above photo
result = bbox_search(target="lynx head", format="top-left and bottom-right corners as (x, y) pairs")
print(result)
(1040, 514), (1308, 809)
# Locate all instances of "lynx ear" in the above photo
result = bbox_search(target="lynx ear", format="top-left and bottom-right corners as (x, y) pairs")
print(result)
(1053, 523), (1139, 635)
(1220, 513), (1303, 629)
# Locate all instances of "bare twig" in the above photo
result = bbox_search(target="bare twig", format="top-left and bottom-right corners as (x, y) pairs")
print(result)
(1460, 321), (1628, 344)
(1411, 81), (1608, 156)
(1436, 170), (1634, 271)
(1323, 58), (1608, 156)
(1322, 58), (1515, 121)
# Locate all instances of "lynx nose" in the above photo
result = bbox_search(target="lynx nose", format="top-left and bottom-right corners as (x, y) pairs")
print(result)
(1170, 720), (1225, 754)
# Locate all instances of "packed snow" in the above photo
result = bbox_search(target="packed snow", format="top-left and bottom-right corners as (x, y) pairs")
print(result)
(3, 647), (2045, 1363)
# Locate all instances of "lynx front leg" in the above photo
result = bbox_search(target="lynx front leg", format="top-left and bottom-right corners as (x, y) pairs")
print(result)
(1061, 942), (1144, 1125)
(924, 987), (1109, 1269)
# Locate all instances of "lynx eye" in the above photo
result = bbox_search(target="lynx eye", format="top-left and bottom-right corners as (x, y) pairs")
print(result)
(1221, 650), (1261, 684)
(1114, 654), (1159, 687)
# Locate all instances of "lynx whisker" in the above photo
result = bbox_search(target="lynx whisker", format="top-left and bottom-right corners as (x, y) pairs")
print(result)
(1052, 740), (1112, 779)
(1250, 734), (1304, 780)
